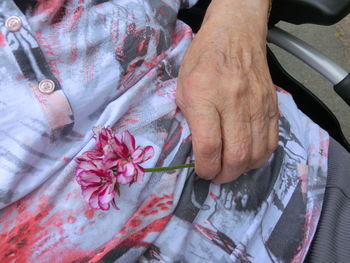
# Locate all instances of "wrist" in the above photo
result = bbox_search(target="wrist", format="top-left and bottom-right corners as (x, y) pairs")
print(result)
(209, 0), (270, 13)
(204, 0), (270, 37)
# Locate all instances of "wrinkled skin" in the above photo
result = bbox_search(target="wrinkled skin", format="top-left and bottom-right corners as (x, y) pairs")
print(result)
(176, 0), (279, 183)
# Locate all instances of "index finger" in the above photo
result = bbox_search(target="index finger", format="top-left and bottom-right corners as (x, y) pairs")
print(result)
(185, 105), (222, 180)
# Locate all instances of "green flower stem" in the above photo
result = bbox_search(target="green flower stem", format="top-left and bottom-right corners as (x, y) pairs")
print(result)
(144, 163), (195, 172)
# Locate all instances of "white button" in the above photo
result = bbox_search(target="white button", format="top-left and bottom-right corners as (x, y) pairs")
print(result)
(38, 79), (55, 94)
(5, 16), (22, 32)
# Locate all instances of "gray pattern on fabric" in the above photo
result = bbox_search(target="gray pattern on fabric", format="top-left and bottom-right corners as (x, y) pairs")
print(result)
(0, 1), (328, 262)
(142, 115), (327, 263)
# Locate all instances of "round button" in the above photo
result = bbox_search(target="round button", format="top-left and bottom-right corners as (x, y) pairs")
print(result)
(38, 79), (55, 94)
(5, 16), (22, 32)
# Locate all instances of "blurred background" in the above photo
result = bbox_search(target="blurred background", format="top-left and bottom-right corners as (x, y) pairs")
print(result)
(269, 15), (350, 141)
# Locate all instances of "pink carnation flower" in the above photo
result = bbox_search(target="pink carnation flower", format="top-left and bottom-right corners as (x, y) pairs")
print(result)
(75, 127), (154, 210)
(75, 159), (118, 210)
(112, 130), (154, 184)
(75, 126), (114, 163)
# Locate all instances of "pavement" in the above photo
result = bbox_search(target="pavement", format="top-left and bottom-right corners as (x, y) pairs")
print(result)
(268, 15), (350, 141)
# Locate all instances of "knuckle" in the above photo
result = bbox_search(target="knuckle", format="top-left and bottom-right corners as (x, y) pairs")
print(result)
(224, 146), (250, 168)
(251, 148), (267, 164)
(250, 149), (271, 169)
(194, 140), (221, 179)
(196, 139), (221, 160)
(195, 159), (221, 179)
(251, 158), (268, 170)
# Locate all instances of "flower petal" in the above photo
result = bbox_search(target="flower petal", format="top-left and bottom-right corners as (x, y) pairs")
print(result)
(77, 159), (100, 170)
(135, 165), (145, 183)
(104, 157), (119, 170)
(76, 171), (101, 187)
(142, 146), (155, 162)
(131, 147), (144, 163)
(87, 188), (101, 209)
(77, 150), (104, 162)
(111, 136), (129, 158)
(116, 162), (136, 184)
(111, 199), (119, 210)
(98, 183), (116, 210)
(96, 127), (113, 152)
(122, 130), (135, 152)
(132, 146), (154, 163)
(81, 185), (98, 202)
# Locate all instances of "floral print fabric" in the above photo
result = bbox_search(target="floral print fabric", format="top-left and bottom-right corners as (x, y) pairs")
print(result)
(0, 1), (328, 262)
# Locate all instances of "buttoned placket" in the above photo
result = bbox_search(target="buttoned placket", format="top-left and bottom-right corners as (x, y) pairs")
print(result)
(0, 0), (74, 133)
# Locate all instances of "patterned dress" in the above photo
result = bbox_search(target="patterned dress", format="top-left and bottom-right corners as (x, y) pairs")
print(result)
(0, 1), (329, 262)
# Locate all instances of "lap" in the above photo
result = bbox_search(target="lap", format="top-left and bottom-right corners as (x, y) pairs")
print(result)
(140, 106), (329, 262)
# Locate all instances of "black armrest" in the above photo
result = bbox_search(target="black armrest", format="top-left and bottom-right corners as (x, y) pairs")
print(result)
(270, 0), (350, 25)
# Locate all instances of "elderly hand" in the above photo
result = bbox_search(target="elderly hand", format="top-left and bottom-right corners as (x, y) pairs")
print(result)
(176, 0), (278, 183)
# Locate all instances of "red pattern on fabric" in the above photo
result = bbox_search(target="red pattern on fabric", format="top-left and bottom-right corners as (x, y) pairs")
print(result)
(1, 196), (63, 261)
(115, 108), (141, 129)
(86, 194), (174, 261)
(90, 215), (172, 262)
(70, 5), (84, 30)
(35, 0), (66, 17)
(163, 124), (183, 152)
(291, 205), (322, 263)
(35, 31), (62, 82)
(0, 191), (175, 261)
(209, 192), (217, 200)
(0, 32), (5, 47)
(171, 23), (193, 47)
(0, 193), (103, 262)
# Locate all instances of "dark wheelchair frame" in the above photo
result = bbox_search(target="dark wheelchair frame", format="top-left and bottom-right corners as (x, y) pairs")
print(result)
(178, 0), (350, 153)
